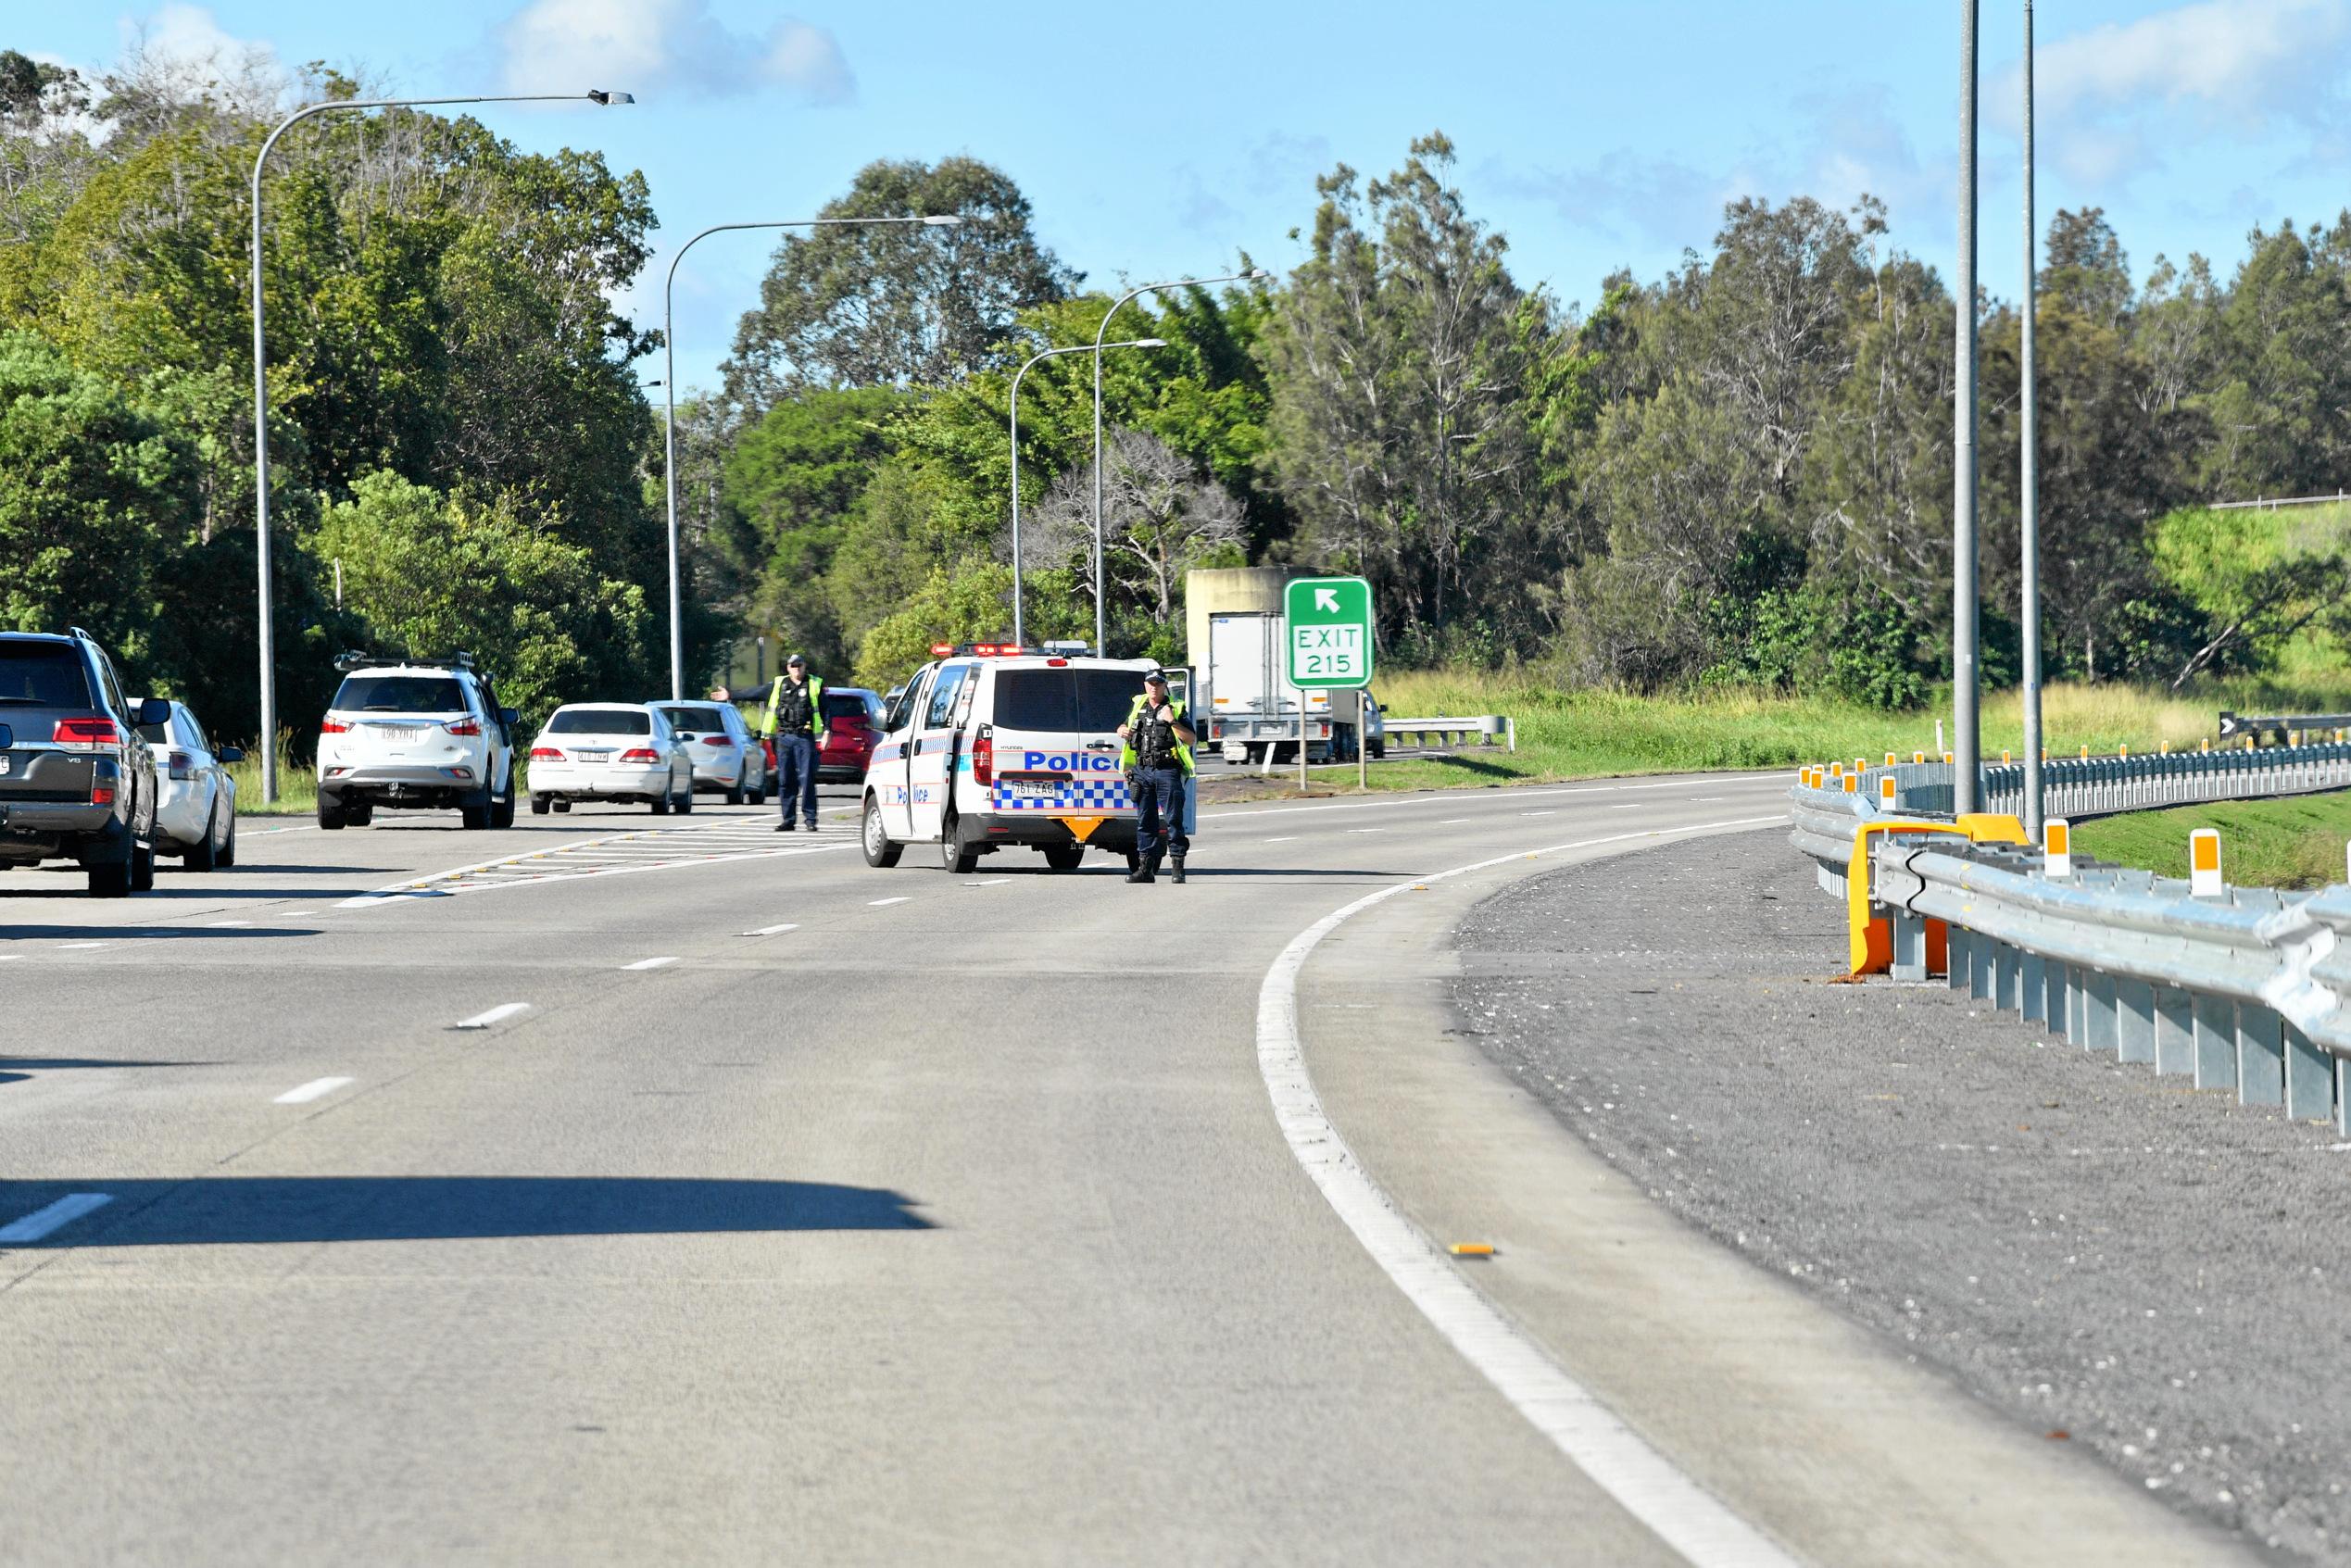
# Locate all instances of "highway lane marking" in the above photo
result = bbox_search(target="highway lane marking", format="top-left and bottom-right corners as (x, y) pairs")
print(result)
(279, 909), (317, 918)
(1439, 818), (1473, 824)
(0, 1193), (113, 1245)
(1256, 812), (1799, 1568)
(1521, 810), (1557, 817)
(963, 878), (1012, 887)
(742, 922), (800, 936)
(868, 897), (911, 907)
(338, 824), (853, 907)
(1264, 835), (1299, 843)
(204, 919), (251, 928)
(452, 1003), (532, 1030)
(1204, 775), (1792, 823)
(623, 956), (680, 971)
(56, 942), (106, 950)
(0, 955), (20, 962)
(1348, 827), (1387, 834)
(274, 1076), (354, 1105)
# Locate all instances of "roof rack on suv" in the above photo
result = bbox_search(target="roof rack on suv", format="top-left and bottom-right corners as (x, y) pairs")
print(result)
(333, 649), (480, 674)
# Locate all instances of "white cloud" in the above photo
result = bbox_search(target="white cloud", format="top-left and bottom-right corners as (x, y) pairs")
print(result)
(2027, 0), (2350, 121)
(497, 0), (852, 103)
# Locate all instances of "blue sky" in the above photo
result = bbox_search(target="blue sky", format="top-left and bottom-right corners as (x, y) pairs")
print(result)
(22, 2), (2351, 395)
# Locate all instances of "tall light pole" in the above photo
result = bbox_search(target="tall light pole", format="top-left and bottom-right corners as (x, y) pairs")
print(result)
(2020, 0), (2046, 839)
(1008, 338), (1164, 647)
(1090, 267), (1269, 653)
(248, 88), (632, 804)
(1953, 1), (1982, 815)
(660, 214), (961, 699)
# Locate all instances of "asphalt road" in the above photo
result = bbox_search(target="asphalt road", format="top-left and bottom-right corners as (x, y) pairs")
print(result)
(1456, 834), (2351, 1565)
(0, 775), (2248, 1565)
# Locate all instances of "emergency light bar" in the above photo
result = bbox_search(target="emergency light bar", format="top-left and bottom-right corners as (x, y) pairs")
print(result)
(927, 642), (1027, 658)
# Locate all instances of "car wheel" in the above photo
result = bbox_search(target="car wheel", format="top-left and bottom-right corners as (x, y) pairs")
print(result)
(318, 797), (346, 831)
(1042, 844), (1085, 872)
(552, 797), (572, 813)
(460, 799), (492, 830)
(491, 774), (517, 830)
(651, 790), (670, 815)
(531, 793), (551, 816)
(217, 812), (236, 868)
(130, 835), (156, 893)
(861, 797), (903, 868)
(1369, 739), (1387, 759)
(941, 814), (978, 875)
(675, 771), (694, 814)
(726, 766), (746, 808)
(88, 842), (132, 897)
(185, 800), (220, 872)
(349, 802), (374, 826)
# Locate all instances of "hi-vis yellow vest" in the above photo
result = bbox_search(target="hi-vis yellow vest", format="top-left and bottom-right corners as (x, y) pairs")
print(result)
(1119, 696), (1194, 775)
(761, 676), (823, 740)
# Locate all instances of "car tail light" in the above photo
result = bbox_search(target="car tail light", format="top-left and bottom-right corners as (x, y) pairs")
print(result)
(320, 717), (351, 735)
(445, 718), (482, 736)
(54, 717), (120, 751)
(620, 747), (660, 763)
(167, 749), (195, 781)
(530, 746), (565, 761)
(973, 725), (994, 787)
(702, 734), (733, 746)
(91, 780), (117, 805)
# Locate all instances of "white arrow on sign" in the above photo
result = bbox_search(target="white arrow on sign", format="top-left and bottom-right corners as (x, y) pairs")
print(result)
(1314, 588), (1339, 612)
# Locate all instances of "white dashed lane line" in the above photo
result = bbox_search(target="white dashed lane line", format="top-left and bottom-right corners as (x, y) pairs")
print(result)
(273, 1076), (354, 1105)
(868, 897), (911, 908)
(0, 1193), (113, 1245)
(56, 942), (106, 951)
(622, 956), (680, 971)
(205, 920), (250, 929)
(742, 922), (799, 937)
(451, 1003), (532, 1031)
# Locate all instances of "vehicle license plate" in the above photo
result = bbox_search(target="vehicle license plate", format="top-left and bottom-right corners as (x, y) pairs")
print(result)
(1008, 779), (1057, 799)
(0, 756), (10, 776)
(574, 749), (612, 761)
(371, 724), (423, 741)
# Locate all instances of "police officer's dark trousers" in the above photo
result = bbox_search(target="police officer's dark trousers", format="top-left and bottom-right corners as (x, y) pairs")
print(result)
(775, 733), (819, 828)
(1133, 766), (1188, 873)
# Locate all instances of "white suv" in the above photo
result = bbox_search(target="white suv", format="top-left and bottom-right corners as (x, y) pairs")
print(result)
(861, 649), (1156, 874)
(315, 656), (519, 830)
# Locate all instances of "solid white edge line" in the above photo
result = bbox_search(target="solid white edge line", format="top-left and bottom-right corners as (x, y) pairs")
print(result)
(273, 1076), (354, 1105)
(452, 1002), (532, 1030)
(622, 956), (680, 970)
(1255, 813), (1802, 1568)
(0, 1192), (113, 1245)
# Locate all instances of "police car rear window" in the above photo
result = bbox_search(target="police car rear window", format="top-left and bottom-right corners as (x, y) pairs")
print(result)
(333, 675), (468, 713)
(0, 642), (94, 709)
(993, 670), (1142, 733)
(547, 709), (652, 734)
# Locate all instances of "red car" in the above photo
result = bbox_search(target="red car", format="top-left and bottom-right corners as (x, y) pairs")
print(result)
(817, 686), (886, 782)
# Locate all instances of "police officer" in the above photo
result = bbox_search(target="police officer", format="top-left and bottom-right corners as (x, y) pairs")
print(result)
(1116, 669), (1194, 884)
(760, 654), (824, 832)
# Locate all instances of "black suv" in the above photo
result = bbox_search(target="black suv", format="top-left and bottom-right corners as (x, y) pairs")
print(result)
(0, 629), (170, 897)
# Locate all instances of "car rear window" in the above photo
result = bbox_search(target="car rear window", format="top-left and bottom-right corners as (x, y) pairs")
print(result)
(0, 642), (94, 709)
(660, 706), (728, 731)
(333, 674), (468, 713)
(992, 670), (1143, 734)
(547, 708), (651, 735)
(821, 693), (869, 721)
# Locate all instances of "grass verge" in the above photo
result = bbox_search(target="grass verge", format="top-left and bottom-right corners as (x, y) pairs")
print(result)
(224, 735), (318, 817)
(2073, 794), (2351, 891)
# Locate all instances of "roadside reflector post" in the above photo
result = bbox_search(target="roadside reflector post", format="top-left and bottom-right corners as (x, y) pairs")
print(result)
(2201, 737), (2210, 754)
(1853, 756), (1867, 776)
(2001, 749), (2012, 764)
(2043, 818), (2071, 877)
(1879, 774), (1898, 809)
(2190, 828), (2222, 897)
(1842, 772), (1858, 795)
(2080, 745), (2090, 760)
(1885, 751), (1898, 767)
(2118, 743), (2129, 759)
(1914, 749), (1928, 764)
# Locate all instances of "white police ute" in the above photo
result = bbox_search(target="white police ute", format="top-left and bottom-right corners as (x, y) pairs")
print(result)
(861, 645), (1161, 874)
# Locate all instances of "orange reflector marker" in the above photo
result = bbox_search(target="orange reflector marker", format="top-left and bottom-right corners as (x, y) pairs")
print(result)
(2001, 749), (2012, 764)
(1448, 1243), (1495, 1257)
(1842, 772), (1858, 794)
(1885, 751), (1898, 767)
(2190, 828), (2223, 897)
(2080, 745), (2090, 760)
(1914, 750), (1927, 764)
(2044, 818), (2071, 878)
(1942, 751), (1953, 764)
(1880, 774), (1898, 806)
(1853, 756), (1867, 775)
(2201, 737), (2211, 753)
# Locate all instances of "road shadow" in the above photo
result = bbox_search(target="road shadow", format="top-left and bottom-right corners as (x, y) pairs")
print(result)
(0, 1176), (933, 1246)
(0, 1056), (212, 1088)
(1, 925), (318, 942)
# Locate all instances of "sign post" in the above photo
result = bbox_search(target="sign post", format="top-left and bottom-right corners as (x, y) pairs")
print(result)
(1285, 575), (1375, 792)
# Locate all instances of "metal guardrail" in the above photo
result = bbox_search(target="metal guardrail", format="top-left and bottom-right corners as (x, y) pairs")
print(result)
(1383, 715), (1515, 752)
(1788, 738), (2351, 1136)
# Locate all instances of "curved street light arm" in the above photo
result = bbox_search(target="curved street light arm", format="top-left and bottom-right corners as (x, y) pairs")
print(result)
(1089, 268), (1266, 653)
(249, 90), (624, 801)
(1009, 337), (1163, 649)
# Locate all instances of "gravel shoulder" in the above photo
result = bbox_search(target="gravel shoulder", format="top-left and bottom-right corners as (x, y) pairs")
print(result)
(1453, 832), (2351, 1565)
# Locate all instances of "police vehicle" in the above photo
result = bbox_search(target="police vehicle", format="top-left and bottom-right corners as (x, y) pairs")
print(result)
(861, 643), (1166, 874)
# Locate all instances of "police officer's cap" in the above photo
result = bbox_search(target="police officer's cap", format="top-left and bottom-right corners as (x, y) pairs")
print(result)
(1141, 668), (1169, 684)
(786, 653), (807, 668)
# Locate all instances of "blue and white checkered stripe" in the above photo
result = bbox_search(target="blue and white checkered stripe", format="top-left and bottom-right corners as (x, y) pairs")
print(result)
(991, 777), (1131, 811)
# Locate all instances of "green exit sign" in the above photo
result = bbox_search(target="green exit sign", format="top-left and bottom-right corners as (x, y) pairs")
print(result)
(1285, 575), (1374, 688)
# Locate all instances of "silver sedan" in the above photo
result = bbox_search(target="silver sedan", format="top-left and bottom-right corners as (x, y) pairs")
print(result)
(134, 698), (241, 871)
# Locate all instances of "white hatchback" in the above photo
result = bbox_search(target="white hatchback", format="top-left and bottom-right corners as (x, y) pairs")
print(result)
(650, 700), (767, 805)
(527, 704), (695, 815)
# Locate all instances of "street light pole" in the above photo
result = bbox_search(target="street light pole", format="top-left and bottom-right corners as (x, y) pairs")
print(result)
(1008, 337), (1164, 647)
(1090, 267), (1268, 654)
(1953, 1), (1982, 815)
(248, 88), (631, 803)
(660, 214), (960, 699)
(2020, 0), (2046, 839)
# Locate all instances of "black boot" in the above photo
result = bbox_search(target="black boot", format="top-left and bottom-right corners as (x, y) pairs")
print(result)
(1126, 855), (1158, 884)
(1170, 857), (1186, 884)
